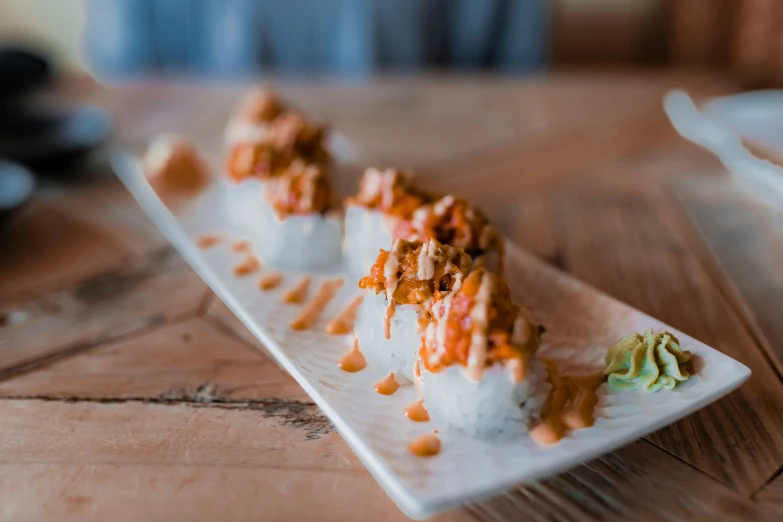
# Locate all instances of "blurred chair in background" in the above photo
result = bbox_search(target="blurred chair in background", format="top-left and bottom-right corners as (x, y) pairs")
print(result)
(81, 0), (549, 77)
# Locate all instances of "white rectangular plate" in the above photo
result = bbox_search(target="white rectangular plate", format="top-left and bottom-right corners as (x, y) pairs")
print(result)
(114, 152), (751, 520)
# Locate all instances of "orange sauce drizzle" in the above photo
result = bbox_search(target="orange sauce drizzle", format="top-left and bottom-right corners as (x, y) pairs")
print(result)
(408, 433), (441, 457)
(258, 273), (283, 291)
(374, 371), (400, 396)
(404, 399), (430, 422)
(530, 359), (603, 445)
(338, 337), (366, 372)
(507, 356), (528, 383)
(562, 374), (603, 431)
(325, 295), (364, 335)
(196, 234), (221, 249)
(384, 305), (395, 340)
(290, 279), (344, 330)
(283, 276), (311, 304)
(233, 255), (261, 276)
(233, 240), (251, 253)
(416, 312), (429, 335)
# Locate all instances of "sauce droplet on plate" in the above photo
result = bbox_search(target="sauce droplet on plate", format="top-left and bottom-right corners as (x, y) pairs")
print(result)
(233, 240), (251, 253)
(338, 337), (366, 372)
(404, 399), (430, 422)
(196, 234), (221, 249)
(374, 371), (400, 395)
(325, 295), (364, 335)
(290, 279), (344, 330)
(408, 434), (441, 457)
(258, 273), (283, 291)
(283, 276), (311, 304)
(233, 255), (261, 276)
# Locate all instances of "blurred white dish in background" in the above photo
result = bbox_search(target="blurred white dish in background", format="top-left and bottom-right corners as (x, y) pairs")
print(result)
(704, 90), (783, 156)
(664, 90), (783, 204)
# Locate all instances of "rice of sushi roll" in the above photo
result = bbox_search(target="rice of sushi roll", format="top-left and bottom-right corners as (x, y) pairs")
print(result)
(219, 91), (340, 270)
(417, 268), (548, 438)
(355, 238), (471, 382)
(256, 160), (342, 270)
(344, 168), (504, 279)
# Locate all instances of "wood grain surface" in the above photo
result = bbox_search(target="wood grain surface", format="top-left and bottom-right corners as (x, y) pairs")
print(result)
(2, 71), (783, 521)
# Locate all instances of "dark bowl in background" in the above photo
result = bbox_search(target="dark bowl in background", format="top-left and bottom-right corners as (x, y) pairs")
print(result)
(0, 104), (113, 169)
(0, 160), (35, 228)
(0, 48), (51, 100)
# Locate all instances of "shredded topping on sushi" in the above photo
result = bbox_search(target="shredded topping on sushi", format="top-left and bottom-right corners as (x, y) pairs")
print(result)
(347, 170), (502, 265)
(224, 91), (330, 181)
(421, 268), (541, 382)
(409, 195), (502, 258)
(359, 238), (472, 307)
(233, 88), (283, 124)
(265, 160), (333, 217)
(348, 168), (433, 223)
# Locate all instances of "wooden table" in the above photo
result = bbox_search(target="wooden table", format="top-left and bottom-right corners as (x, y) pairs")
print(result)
(2, 71), (783, 521)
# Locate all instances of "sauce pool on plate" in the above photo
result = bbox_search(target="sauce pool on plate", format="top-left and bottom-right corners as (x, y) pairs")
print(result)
(197, 234), (221, 249)
(290, 279), (344, 331)
(408, 433), (441, 457)
(325, 295), (364, 335)
(233, 240), (252, 253)
(283, 276), (311, 304)
(374, 371), (400, 395)
(258, 273), (283, 291)
(530, 360), (603, 445)
(233, 255), (261, 276)
(404, 399), (430, 422)
(338, 337), (366, 372)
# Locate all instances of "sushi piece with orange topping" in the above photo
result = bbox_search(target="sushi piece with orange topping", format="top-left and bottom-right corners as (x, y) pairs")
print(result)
(344, 168), (503, 280)
(142, 135), (211, 199)
(354, 238), (471, 382)
(257, 160), (341, 270)
(222, 89), (331, 240)
(417, 268), (549, 438)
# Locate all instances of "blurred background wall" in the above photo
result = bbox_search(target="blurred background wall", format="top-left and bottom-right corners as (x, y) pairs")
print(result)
(0, 0), (782, 86)
(0, 0), (83, 72)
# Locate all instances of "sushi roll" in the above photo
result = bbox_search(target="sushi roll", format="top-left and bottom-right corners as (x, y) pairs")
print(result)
(257, 160), (342, 270)
(344, 168), (504, 280)
(222, 89), (331, 236)
(344, 168), (432, 280)
(417, 268), (548, 438)
(354, 238), (472, 382)
(141, 135), (211, 202)
(224, 87), (329, 157)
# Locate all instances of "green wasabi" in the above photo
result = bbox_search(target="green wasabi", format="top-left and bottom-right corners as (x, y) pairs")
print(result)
(604, 328), (692, 392)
